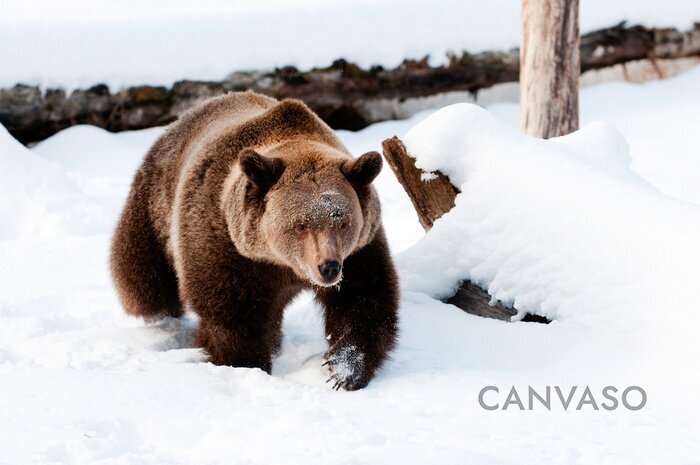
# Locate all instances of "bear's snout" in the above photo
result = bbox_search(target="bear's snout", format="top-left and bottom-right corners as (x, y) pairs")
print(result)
(319, 260), (342, 284)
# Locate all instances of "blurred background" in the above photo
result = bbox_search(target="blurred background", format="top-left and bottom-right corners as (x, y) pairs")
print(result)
(1, 0), (698, 143)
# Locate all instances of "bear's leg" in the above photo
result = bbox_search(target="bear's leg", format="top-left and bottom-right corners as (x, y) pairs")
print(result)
(195, 314), (278, 372)
(110, 176), (183, 321)
(188, 259), (294, 372)
(315, 230), (399, 390)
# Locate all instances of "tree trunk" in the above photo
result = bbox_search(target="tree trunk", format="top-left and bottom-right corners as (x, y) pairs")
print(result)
(519, 0), (580, 138)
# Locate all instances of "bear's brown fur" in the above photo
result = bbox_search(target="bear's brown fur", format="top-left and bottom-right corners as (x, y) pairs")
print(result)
(110, 91), (399, 390)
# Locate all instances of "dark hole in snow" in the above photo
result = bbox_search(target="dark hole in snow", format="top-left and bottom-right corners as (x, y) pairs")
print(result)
(520, 314), (551, 324)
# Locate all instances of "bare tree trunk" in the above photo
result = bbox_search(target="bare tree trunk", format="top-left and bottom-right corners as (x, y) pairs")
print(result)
(519, 0), (580, 138)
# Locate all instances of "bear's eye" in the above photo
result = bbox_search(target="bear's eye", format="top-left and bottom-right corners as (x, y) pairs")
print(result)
(295, 222), (307, 233)
(339, 222), (348, 230)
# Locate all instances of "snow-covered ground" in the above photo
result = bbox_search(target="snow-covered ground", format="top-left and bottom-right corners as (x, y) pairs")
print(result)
(2, 0), (699, 90)
(2, 64), (700, 463)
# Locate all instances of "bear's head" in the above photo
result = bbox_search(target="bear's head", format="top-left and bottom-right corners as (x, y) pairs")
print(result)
(229, 143), (382, 287)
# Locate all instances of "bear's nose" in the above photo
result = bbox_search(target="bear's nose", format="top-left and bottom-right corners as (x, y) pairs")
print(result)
(319, 260), (341, 283)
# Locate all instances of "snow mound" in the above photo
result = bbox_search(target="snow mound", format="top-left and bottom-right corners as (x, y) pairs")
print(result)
(32, 124), (160, 179)
(398, 104), (700, 331)
(32, 124), (163, 207)
(0, 124), (110, 239)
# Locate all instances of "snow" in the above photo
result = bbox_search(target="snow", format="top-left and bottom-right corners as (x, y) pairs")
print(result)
(2, 0), (699, 90)
(30, 125), (164, 209)
(2, 63), (700, 463)
(488, 65), (700, 206)
(0, 125), (110, 240)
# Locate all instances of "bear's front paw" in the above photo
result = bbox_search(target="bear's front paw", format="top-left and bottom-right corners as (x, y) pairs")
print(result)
(323, 345), (368, 391)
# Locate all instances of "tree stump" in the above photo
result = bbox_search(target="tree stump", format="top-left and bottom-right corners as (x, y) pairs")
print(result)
(381, 137), (459, 230)
(382, 137), (548, 322)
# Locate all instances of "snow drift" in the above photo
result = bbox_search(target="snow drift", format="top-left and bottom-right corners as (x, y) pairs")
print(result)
(0, 125), (109, 239)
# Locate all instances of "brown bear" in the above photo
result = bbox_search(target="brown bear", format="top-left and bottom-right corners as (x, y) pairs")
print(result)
(110, 91), (399, 390)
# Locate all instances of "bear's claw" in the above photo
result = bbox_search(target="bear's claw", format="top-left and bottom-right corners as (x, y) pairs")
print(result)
(325, 365), (344, 390)
(325, 375), (348, 391)
(324, 361), (368, 391)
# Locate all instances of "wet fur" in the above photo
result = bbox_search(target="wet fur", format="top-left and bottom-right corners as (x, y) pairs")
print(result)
(110, 92), (398, 389)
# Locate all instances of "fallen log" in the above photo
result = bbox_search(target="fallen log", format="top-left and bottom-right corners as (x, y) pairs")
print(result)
(381, 136), (549, 323)
(2, 23), (698, 145)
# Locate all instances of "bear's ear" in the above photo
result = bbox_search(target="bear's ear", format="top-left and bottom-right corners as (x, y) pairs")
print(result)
(239, 149), (285, 194)
(341, 151), (382, 187)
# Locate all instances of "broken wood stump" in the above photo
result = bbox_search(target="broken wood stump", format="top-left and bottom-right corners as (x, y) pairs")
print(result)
(381, 136), (549, 323)
(381, 136), (459, 230)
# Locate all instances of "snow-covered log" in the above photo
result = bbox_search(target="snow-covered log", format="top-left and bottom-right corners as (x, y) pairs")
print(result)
(381, 135), (530, 322)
